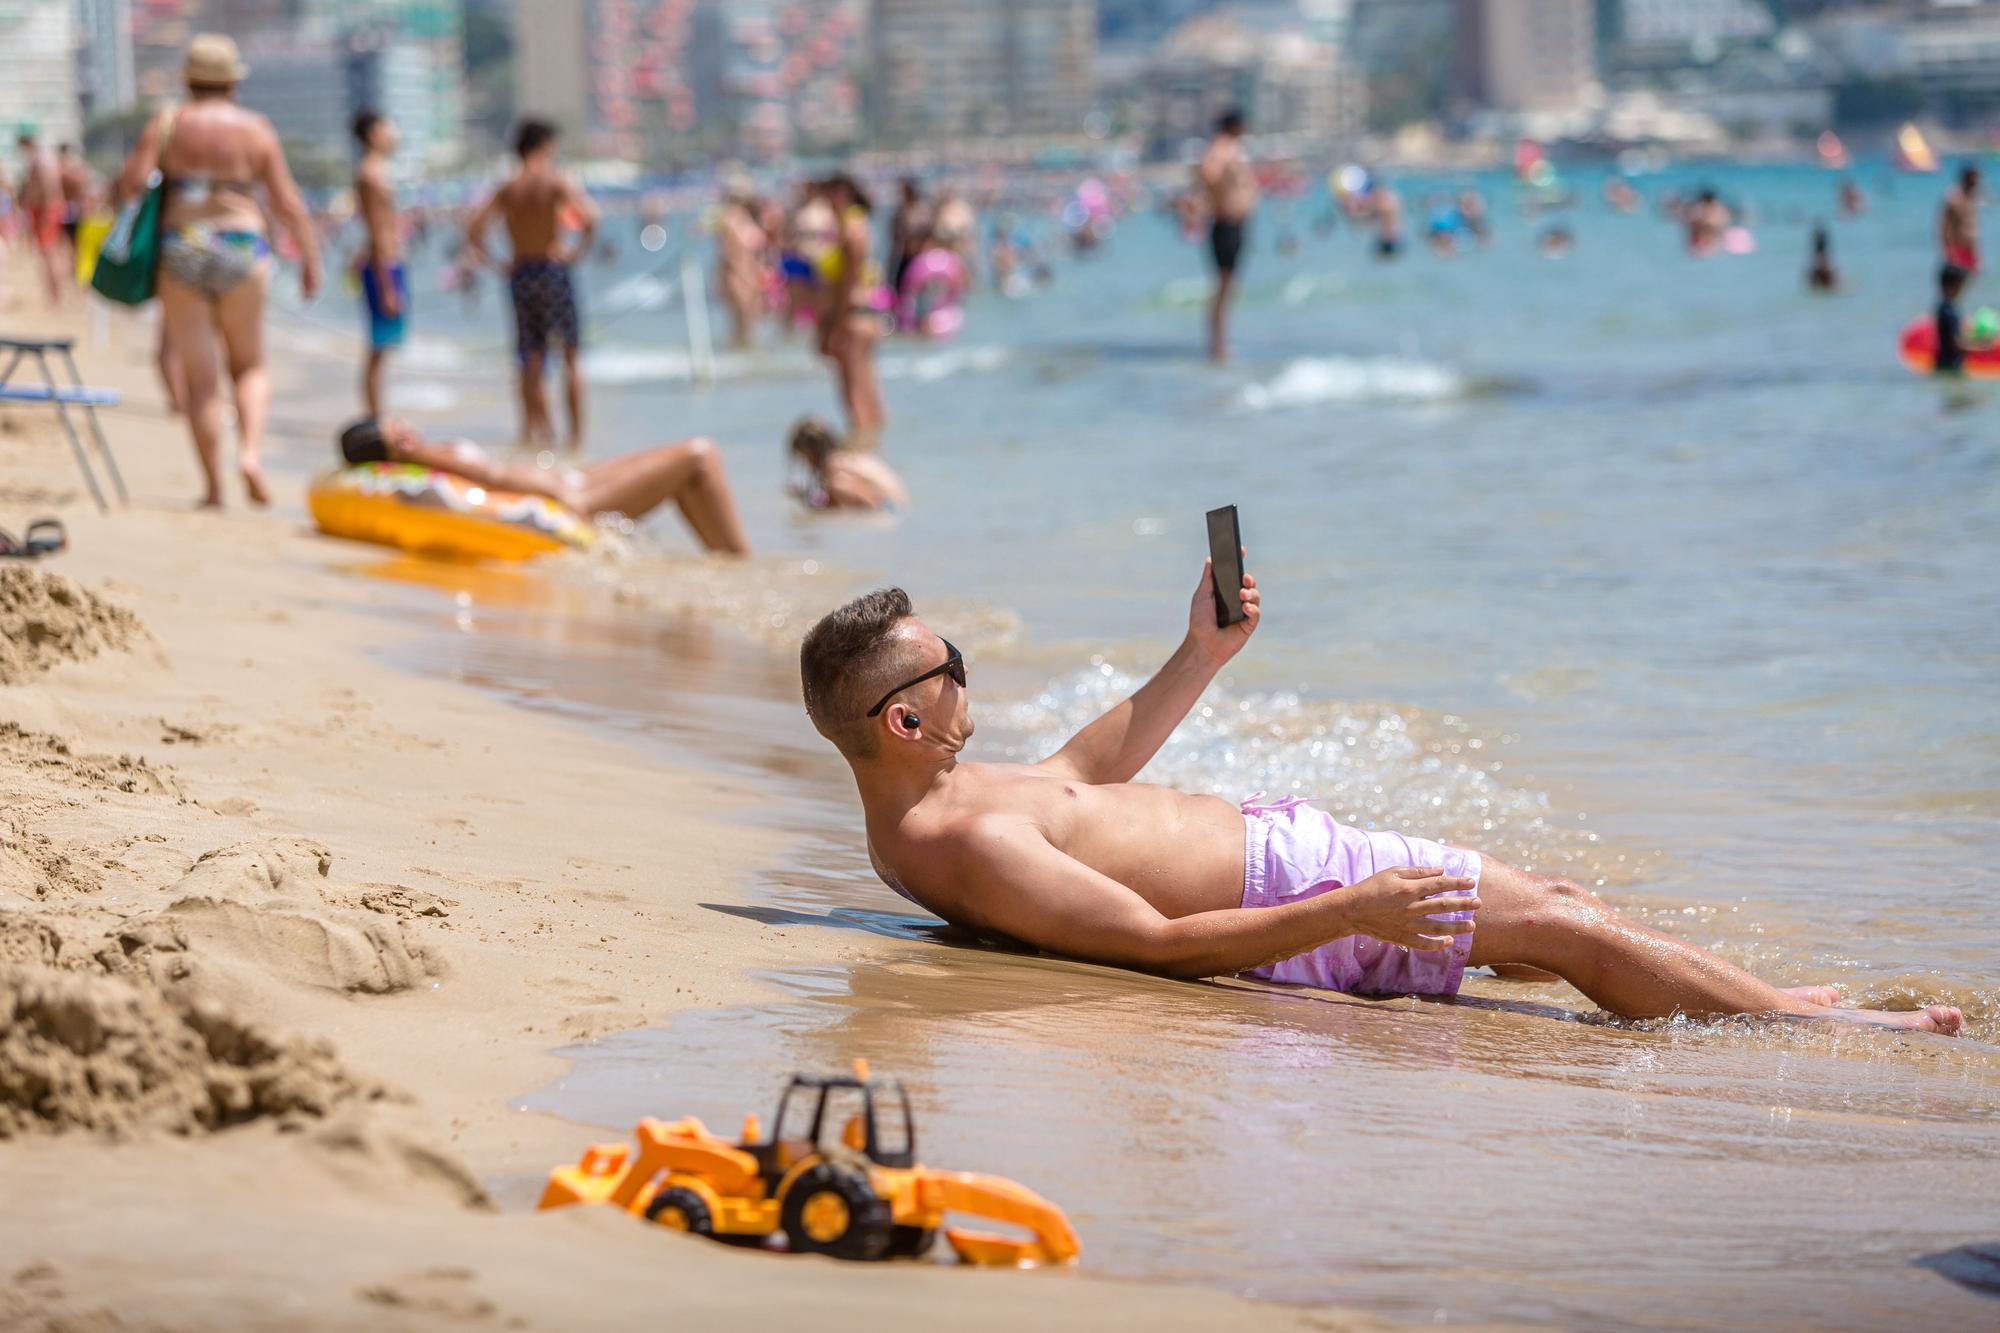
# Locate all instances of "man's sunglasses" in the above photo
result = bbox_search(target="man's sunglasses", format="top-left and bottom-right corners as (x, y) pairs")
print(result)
(866, 639), (966, 717)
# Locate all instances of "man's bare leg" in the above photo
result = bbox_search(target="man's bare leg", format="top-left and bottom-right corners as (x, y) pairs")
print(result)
(1466, 859), (1961, 1033)
(362, 346), (388, 417)
(1207, 268), (1234, 364)
(561, 344), (584, 452)
(37, 243), (63, 307)
(518, 350), (551, 445)
(580, 438), (750, 555)
(1489, 961), (1842, 1006)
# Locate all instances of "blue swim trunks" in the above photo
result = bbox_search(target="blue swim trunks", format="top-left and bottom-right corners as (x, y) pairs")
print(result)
(362, 262), (407, 349)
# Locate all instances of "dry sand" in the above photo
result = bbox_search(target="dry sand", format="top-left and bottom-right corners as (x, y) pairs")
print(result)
(0, 288), (1394, 1329)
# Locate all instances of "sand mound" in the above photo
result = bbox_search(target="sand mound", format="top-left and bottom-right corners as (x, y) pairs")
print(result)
(0, 566), (150, 686)
(0, 963), (381, 1139)
(0, 720), (181, 798)
(0, 911), (64, 968)
(0, 820), (103, 900)
(107, 841), (445, 1000)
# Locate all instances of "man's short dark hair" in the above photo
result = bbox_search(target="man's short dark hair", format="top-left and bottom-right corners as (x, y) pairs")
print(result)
(353, 110), (382, 147)
(338, 416), (390, 465)
(800, 588), (923, 756)
(515, 119), (557, 159)
(1216, 108), (1245, 135)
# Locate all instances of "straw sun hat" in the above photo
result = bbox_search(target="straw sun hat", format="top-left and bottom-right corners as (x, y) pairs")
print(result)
(184, 33), (249, 88)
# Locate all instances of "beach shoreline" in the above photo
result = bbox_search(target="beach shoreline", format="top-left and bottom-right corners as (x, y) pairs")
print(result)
(0, 285), (1379, 1331)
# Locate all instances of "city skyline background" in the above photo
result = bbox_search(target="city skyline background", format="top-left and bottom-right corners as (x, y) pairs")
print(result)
(6, 0), (2000, 184)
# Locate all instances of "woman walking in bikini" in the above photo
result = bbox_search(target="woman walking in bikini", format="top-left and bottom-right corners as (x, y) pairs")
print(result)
(116, 34), (322, 509)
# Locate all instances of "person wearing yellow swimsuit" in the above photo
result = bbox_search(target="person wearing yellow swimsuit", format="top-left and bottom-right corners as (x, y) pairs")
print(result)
(814, 175), (887, 447)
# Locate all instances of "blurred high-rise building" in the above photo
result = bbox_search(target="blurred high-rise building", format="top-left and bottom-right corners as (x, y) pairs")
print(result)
(1603, 0), (1775, 73)
(132, 0), (202, 101)
(1126, 2), (1364, 153)
(515, 0), (862, 163)
(1454, 0), (1596, 112)
(76, 0), (140, 123)
(1347, 0), (1454, 126)
(0, 1), (82, 144)
(868, 0), (1096, 144)
(203, 0), (466, 175)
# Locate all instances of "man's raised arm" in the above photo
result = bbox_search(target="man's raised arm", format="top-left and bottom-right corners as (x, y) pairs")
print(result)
(940, 818), (1475, 980)
(1043, 558), (1258, 784)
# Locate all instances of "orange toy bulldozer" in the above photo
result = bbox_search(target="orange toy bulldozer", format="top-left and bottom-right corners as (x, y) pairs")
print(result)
(538, 1061), (1079, 1266)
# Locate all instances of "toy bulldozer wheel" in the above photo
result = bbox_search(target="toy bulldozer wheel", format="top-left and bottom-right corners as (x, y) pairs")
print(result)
(781, 1163), (892, 1261)
(644, 1186), (715, 1237)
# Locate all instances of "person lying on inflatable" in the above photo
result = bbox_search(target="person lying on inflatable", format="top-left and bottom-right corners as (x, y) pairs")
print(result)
(785, 416), (909, 513)
(337, 417), (751, 555)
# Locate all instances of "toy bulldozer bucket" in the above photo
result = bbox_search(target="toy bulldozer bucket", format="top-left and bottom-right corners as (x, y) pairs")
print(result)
(917, 1170), (1081, 1267)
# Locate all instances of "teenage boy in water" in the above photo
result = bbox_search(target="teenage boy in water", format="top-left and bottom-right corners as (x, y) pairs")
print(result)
(466, 119), (598, 450)
(1940, 165), (1980, 274)
(1197, 109), (1257, 364)
(1935, 263), (1969, 375)
(353, 110), (404, 416)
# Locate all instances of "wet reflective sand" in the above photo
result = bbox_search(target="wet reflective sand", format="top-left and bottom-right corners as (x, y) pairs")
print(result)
(371, 568), (2000, 1330)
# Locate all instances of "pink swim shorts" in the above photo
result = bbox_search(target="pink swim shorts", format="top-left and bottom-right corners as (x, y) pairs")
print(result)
(1240, 794), (1481, 997)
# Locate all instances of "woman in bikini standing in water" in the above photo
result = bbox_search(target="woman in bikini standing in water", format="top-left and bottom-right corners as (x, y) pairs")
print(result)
(117, 34), (322, 508)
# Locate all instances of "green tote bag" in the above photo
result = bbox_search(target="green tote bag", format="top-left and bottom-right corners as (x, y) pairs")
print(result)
(91, 110), (174, 306)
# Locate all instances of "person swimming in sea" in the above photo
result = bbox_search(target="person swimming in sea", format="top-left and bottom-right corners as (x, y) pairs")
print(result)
(1807, 224), (1838, 293)
(786, 416), (908, 513)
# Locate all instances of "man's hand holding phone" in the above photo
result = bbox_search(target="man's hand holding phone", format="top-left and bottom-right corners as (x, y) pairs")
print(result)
(1188, 554), (1258, 666)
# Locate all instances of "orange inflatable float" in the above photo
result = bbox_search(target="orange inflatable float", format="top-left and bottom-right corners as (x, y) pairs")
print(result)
(1898, 315), (2000, 377)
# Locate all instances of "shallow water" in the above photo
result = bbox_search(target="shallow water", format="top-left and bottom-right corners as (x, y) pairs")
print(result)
(294, 156), (2000, 1323)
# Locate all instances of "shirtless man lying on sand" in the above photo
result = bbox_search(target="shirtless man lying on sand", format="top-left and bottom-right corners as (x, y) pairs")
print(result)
(799, 562), (1962, 1034)
(338, 416), (750, 555)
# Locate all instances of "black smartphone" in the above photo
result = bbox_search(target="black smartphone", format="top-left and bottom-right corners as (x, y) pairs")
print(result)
(1206, 505), (1246, 627)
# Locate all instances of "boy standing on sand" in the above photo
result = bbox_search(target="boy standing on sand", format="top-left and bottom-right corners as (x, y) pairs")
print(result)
(1197, 109), (1256, 365)
(466, 120), (598, 450)
(353, 111), (405, 417)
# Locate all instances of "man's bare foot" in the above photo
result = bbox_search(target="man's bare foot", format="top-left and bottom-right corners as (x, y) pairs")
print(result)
(1783, 984), (1842, 1006)
(240, 465), (269, 507)
(196, 495), (222, 510)
(1811, 1004), (1962, 1035)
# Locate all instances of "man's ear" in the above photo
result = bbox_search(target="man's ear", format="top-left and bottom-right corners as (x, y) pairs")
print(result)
(885, 702), (920, 738)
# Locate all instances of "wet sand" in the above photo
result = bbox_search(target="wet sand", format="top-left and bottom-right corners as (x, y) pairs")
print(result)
(0, 286), (1374, 1330)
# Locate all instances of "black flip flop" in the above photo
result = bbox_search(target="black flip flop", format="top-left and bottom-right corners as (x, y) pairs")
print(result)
(0, 520), (66, 560)
(24, 519), (65, 557)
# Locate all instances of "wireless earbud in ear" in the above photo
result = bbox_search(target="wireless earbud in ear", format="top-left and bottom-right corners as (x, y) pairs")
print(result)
(903, 714), (921, 730)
